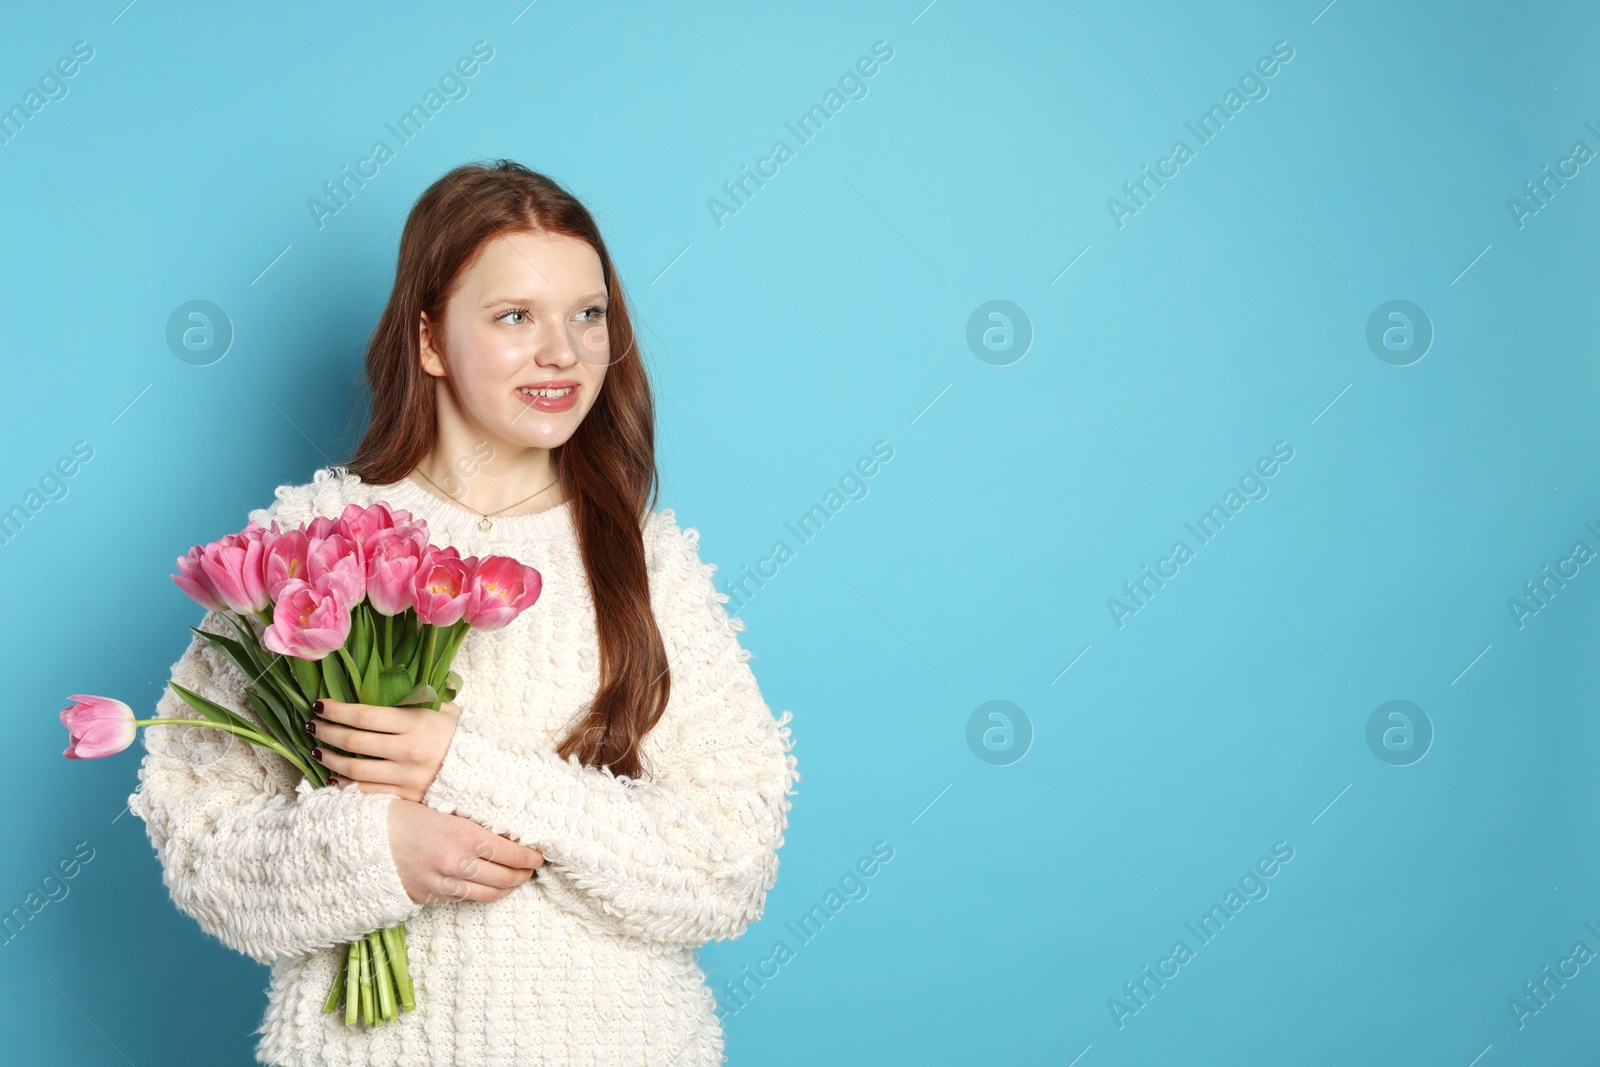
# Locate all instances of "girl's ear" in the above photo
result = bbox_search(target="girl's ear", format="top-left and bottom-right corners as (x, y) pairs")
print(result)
(418, 311), (446, 378)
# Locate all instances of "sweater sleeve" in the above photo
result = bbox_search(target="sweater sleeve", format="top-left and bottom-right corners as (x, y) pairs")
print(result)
(127, 608), (426, 966)
(421, 508), (800, 947)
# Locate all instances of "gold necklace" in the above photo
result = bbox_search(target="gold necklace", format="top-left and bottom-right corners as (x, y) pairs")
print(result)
(411, 467), (559, 532)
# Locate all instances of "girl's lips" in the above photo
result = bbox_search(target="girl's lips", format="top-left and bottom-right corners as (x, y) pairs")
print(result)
(516, 385), (578, 412)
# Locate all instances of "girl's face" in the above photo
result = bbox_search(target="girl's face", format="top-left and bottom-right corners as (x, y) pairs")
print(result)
(419, 229), (611, 456)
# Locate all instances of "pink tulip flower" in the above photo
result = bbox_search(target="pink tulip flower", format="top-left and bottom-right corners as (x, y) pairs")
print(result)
(463, 556), (543, 631)
(60, 694), (137, 759)
(365, 526), (430, 616)
(305, 533), (367, 609)
(172, 544), (227, 613)
(262, 578), (353, 660)
(412, 546), (475, 627)
(337, 502), (421, 553)
(263, 528), (311, 601)
(171, 524), (272, 615)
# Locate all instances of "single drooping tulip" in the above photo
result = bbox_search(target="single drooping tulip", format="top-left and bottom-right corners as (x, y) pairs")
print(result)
(463, 556), (543, 631)
(60, 694), (138, 759)
(60, 690), (315, 780)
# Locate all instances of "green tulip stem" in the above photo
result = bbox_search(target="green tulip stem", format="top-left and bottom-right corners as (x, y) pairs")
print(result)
(420, 625), (438, 694)
(383, 924), (414, 1011)
(358, 934), (374, 1024)
(344, 939), (359, 1024)
(370, 929), (396, 1021)
(321, 952), (345, 1013)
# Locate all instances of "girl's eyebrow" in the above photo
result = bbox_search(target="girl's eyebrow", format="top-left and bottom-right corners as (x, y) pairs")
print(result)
(482, 290), (608, 309)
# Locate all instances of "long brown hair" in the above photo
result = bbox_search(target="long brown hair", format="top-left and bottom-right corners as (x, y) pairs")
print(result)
(344, 159), (670, 780)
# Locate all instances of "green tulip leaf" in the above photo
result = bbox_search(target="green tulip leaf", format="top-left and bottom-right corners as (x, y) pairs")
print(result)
(394, 616), (421, 663)
(396, 682), (438, 708)
(357, 646), (383, 705)
(167, 680), (256, 735)
(243, 690), (297, 753)
(350, 611), (371, 678)
(191, 627), (266, 689)
(290, 656), (323, 703)
(249, 681), (298, 747)
(320, 654), (352, 703)
(376, 666), (417, 707)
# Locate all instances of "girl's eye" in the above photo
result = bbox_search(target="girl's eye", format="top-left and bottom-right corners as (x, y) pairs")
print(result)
(498, 306), (605, 325)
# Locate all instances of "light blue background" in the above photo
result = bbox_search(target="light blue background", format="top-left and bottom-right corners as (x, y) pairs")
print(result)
(4, 1), (1599, 1063)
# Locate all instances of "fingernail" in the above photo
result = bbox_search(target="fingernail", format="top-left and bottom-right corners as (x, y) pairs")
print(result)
(304, 720), (317, 735)
(312, 747), (323, 761)
(312, 700), (325, 715)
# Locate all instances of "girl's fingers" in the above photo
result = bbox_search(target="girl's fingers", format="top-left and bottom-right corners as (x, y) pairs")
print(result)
(307, 718), (406, 760)
(456, 858), (538, 890)
(432, 878), (510, 905)
(313, 747), (405, 785)
(330, 775), (411, 798)
(315, 699), (405, 733)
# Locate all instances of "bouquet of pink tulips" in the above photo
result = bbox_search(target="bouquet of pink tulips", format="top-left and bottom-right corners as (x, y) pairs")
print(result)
(60, 501), (542, 1027)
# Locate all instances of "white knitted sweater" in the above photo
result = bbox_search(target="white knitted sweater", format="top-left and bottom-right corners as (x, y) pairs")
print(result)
(127, 466), (800, 1067)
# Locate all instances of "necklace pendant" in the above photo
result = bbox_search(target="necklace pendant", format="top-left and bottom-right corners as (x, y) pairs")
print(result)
(478, 517), (493, 532)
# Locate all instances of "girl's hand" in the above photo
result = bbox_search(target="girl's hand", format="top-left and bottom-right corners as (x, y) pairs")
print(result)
(387, 798), (543, 905)
(308, 698), (462, 804)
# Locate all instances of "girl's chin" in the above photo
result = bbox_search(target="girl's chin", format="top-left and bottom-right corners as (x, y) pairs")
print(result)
(499, 418), (583, 449)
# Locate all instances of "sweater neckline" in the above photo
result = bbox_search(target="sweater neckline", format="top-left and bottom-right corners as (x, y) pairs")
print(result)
(361, 473), (576, 541)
